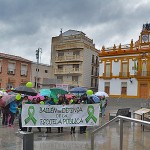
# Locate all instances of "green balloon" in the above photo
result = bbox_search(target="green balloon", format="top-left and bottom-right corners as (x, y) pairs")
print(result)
(40, 101), (45, 105)
(26, 82), (33, 88)
(54, 98), (58, 103)
(16, 94), (21, 100)
(70, 99), (74, 104)
(86, 90), (93, 96)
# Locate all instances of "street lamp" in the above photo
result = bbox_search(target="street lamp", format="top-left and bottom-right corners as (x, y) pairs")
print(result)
(35, 48), (42, 91)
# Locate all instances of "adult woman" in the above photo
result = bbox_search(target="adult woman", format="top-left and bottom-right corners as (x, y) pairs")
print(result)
(9, 100), (17, 127)
(45, 97), (55, 133)
(100, 95), (107, 117)
(70, 96), (79, 134)
(57, 96), (65, 133)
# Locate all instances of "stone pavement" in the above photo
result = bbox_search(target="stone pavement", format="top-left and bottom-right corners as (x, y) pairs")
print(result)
(0, 99), (150, 150)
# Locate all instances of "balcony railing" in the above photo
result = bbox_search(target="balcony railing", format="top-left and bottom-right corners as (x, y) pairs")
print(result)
(135, 71), (150, 78)
(54, 68), (81, 74)
(55, 55), (83, 62)
(103, 72), (112, 78)
(119, 72), (130, 78)
(62, 80), (80, 86)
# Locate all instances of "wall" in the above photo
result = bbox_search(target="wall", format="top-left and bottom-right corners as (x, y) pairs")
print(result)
(99, 78), (138, 96)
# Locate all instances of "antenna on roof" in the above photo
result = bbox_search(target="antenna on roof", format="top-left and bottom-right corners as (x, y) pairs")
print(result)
(60, 28), (63, 35)
(60, 28), (63, 42)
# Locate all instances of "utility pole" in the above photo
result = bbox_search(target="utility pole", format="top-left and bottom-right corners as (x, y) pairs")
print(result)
(35, 48), (42, 91)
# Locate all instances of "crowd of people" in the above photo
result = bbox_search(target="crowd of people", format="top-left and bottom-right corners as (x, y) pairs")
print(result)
(0, 93), (108, 134)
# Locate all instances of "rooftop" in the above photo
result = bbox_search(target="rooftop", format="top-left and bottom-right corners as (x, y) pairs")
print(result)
(62, 30), (85, 36)
(0, 52), (32, 62)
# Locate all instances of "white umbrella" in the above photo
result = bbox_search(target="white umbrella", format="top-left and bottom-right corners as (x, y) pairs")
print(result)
(0, 91), (8, 96)
(95, 91), (109, 97)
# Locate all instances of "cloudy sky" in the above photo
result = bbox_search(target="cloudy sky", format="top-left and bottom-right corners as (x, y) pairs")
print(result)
(0, 0), (150, 64)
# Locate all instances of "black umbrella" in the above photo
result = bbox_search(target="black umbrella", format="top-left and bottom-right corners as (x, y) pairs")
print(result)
(13, 86), (37, 96)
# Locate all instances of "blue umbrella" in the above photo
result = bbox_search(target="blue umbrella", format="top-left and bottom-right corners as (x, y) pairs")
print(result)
(39, 89), (51, 97)
(88, 94), (100, 103)
(70, 87), (87, 96)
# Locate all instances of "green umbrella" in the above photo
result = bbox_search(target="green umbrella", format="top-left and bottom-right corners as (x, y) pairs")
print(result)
(50, 88), (68, 99)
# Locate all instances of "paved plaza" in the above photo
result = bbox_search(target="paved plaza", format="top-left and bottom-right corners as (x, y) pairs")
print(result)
(0, 98), (150, 150)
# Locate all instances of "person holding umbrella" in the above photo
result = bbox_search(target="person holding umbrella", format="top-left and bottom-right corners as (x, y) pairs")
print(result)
(45, 97), (55, 133)
(100, 95), (108, 117)
(9, 99), (18, 127)
(57, 96), (65, 133)
(80, 94), (89, 134)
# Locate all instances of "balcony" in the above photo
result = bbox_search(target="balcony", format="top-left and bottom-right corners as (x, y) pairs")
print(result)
(135, 71), (150, 79)
(7, 68), (15, 75)
(119, 72), (130, 78)
(55, 43), (84, 50)
(62, 80), (81, 86)
(54, 68), (82, 75)
(102, 72), (113, 79)
(55, 55), (83, 62)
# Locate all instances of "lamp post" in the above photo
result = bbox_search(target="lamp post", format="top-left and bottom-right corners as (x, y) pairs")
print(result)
(35, 48), (42, 91)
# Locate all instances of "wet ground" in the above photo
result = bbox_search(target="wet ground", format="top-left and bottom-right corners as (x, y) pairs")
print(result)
(0, 103), (150, 150)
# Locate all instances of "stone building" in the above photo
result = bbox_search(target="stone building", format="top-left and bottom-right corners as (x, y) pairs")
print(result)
(51, 30), (99, 91)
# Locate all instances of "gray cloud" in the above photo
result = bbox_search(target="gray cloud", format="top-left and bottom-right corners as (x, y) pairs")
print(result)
(0, 0), (150, 64)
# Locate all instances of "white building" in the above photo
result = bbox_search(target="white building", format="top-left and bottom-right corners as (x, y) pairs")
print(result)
(99, 23), (150, 99)
(31, 62), (53, 90)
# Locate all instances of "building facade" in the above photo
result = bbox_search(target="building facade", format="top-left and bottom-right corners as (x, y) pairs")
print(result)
(0, 53), (32, 89)
(99, 23), (150, 98)
(31, 62), (53, 90)
(51, 30), (99, 91)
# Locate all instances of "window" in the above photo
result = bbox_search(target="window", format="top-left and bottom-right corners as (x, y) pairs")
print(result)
(45, 70), (48, 73)
(73, 51), (80, 56)
(57, 76), (63, 82)
(58, 52), (64, 57)
(21, 64), (27, 76)
(73, 64), (79, 71)
(95, 79), (98, 87)
(105, 82), (110, 94)
(91, 78), (94, 87)
(106, 63), (111, 77)
(8, 63), (15, 75)
(92, 55), (94, 63)
(36, 68), (39, 72)
(142, 60), (147, 76)
(122, 63), (128, 76)
(95, 68), (98, 76)
(121, 82), (127, 95)
(72, 76), (78, 82)
(58, 65), (63, 70)
(91, 66), (94, 75)
(96, 56), (99, 65)
(6, 83), (13, 89)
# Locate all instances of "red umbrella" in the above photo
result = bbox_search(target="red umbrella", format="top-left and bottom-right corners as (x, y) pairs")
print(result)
(65, 94), (75, 99)
(0, 95), (16, 107)
(28, 93), (44, 101)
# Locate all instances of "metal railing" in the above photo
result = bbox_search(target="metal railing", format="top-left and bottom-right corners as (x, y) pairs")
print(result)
(91, 115), (150, 150)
